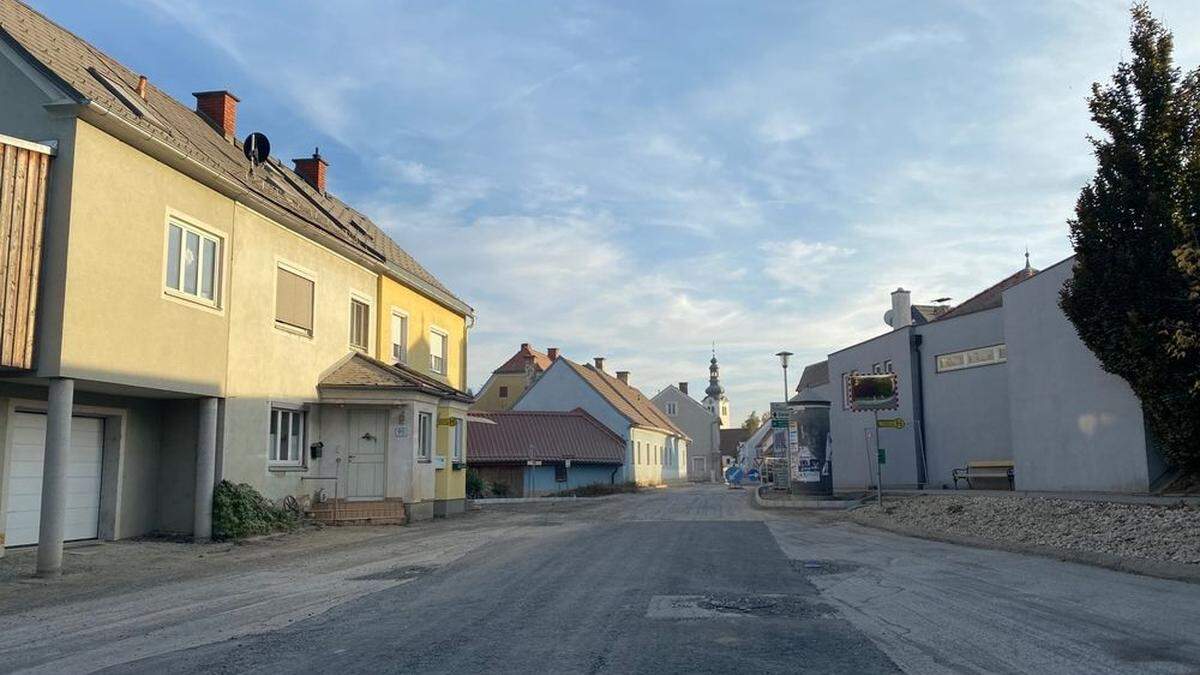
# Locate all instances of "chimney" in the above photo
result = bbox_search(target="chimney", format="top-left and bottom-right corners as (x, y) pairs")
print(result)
(192, 90), (239, 138)
(616, 371), (630, 384)
(520, 342), (531, 351)
(891, 288), (912, 328)
(293, 148), (328, 193)
(136, 75), (148, 101)
(547, 347), (559, 360)
(678, 382), (689, 395)
(593, 357), (605, 371)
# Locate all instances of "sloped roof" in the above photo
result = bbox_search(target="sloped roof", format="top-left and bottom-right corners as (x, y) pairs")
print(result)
(493, 343), (553, 375)
(651, 384), (709, 414)
(936, 266), (1038, 322)
(795, 361), (830, 392)
(0, 0), (468, 314)
(467, 410), (625, 464)
(319, 353), (472, 403)
(560, 359), (689, 439)
(719, 428), (752, 455)
(912, 304), (951, 324)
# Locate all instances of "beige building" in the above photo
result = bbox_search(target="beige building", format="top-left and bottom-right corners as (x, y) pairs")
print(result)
(0, 0), (473, 573)
(472, 343), (557, 412)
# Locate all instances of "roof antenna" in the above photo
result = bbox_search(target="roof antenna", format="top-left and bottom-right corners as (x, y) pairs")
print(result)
(1024, 246), (1032, 272)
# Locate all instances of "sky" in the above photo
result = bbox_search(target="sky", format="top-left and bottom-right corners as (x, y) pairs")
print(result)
(30, 0), (1200, 423)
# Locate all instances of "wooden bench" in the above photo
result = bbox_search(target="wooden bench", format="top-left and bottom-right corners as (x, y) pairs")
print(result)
(952, 460), (1014, 490)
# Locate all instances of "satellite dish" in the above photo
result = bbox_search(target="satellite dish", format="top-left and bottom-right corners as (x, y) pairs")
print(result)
(243, 132), (270, 165)
(883, 309), (894, 327)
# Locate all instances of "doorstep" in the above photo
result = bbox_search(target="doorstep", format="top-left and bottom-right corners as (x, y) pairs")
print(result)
(308, 498), (407, 525)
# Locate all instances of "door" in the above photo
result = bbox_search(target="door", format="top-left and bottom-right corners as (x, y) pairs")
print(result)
(346, 409), (386, 500)
(692, 456), (707, 480)
(4, 412), (103, 547)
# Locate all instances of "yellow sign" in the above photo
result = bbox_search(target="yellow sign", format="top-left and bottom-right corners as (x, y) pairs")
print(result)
(876, 417), (906, 429)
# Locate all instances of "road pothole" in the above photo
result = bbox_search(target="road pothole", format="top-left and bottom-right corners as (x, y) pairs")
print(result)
(647, 594), (834, 620)
(351, 565), (432, 581)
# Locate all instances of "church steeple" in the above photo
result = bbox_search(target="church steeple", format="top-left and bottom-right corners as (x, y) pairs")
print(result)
(701, 347), (730, 428)
(705, 351), (724, 399)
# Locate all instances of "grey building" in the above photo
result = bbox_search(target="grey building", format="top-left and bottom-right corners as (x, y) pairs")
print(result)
(652, 383), (720, 482)
(824, 255), (1168, 494)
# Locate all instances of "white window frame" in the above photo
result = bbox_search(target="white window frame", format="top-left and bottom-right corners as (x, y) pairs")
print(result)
(273, 259), (316, 338)
(666, 402), (678, 416)
(163, 214), (223, 309)
(268, 405), (306, 467)
(429, 326), (449, 375)
(936, 344), (1007, 373)
(349, 291), (372, 353)
(452, 418), (464, 462)
(417, 411), (433, 462)
(389, 307), (409, 364)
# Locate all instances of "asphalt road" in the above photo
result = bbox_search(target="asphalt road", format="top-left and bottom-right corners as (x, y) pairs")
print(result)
(3, 484), (1200, 674)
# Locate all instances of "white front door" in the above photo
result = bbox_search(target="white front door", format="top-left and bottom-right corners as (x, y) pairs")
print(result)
(346, 409), (386, 500)
(4, 412), (104, 547)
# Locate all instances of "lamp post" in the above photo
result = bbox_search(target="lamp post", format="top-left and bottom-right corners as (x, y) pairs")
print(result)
(775, 351), (793, 402)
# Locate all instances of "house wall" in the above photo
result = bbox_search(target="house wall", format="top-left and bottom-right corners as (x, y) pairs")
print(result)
(513, 362), (630, 437)
(629, 426), (678, 485)
(828, 329), (920, 489)
(472, 372), (530, 412)
(376, 276), (468, 391)
(916, 307), (1012, 488)
(475, 463), (618, 497)
(54, 121), (231, 395)
(653, 388), (718, 456)
(434, 402), (468, 513)
(1003, 260), (1156, 493)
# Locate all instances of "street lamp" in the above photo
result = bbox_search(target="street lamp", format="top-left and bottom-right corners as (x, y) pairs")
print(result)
(775, 350), (793, 402)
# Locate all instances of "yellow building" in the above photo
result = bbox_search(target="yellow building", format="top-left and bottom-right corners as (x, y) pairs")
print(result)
(472, 343), (557, 412)
(0, 0), (473, 572)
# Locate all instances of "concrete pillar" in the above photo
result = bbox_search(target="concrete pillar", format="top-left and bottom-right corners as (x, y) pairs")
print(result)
(193, 397), (218, 542)
(36, 378), (74, 577)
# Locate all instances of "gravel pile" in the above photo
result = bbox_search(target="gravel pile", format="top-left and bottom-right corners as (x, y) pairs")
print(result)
(853, 495), (1200, 565)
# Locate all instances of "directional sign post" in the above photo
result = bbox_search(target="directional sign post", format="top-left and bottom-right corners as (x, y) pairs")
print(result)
(876, 418), (906, 430)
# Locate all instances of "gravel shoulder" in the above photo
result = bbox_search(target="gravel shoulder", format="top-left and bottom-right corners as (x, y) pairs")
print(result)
(850, 494), (1200, 582)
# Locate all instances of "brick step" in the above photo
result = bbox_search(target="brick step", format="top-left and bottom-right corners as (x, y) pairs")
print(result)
(308, 499), (406, 525)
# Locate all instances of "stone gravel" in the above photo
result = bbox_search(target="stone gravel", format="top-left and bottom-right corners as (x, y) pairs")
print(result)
(853, 495), (1200, 565)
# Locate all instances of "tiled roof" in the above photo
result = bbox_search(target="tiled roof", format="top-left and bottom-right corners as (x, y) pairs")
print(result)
(912, 304), (951, 324)
(719, 428), (752, 455)
(493, 343), (553, 375)
(561, 359), (689, 439)
(467, 409), (625, 464)
(795, 361), (830, 392)
(319, 353), (472, 403)
(936, 266), (1038, 322)
(0, 0), (468, 314)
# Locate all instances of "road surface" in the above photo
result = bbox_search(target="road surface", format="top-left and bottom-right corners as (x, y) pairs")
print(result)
(1, 484), (1199, 673)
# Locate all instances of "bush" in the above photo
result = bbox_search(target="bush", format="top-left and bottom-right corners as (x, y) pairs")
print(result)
(466, 468), (485, 499)
(489, 481), (510, 498)
(212, 480), (298, 541)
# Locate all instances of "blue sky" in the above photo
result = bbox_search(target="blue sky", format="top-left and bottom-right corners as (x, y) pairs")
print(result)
(32, 0), (1200, 422)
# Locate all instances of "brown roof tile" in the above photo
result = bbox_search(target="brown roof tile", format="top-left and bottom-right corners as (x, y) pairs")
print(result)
(493, 343), (553, 375)
(561, 359), (689, 439)
(319, 353), (471, 402)
(467, 409), (625, 464)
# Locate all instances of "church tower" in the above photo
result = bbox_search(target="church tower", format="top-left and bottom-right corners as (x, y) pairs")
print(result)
(701, 350), (731, 428)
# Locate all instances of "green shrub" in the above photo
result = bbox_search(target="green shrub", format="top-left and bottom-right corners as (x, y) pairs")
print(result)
(489, 481), (510, 497)
(212, 480), (298, 541)
(466, 468), (485, 499)
(551, 481), (639, 498)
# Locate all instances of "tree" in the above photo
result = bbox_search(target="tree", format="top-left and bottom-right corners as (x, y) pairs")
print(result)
(741, 410), (760, 431)
(1060, 3), (1200, 471)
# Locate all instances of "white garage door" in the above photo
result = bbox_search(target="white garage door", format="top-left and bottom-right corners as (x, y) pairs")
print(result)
(4, 412), (104, 547)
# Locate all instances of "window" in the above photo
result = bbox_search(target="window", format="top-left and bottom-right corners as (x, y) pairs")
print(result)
(349, 297), (370, 351)
(390, 310), (408, 363)
(666, 402), (678, 416)
(873, 363), (883, 374)
(637, 441), (642, 464)
(936, 344), (1007, 373)
(884, 360), (894, 373)
(499, 385), (509, 399)
(453, 418), (464, 462)
(430, 328), (448, 374)
(165, 219), (221, 306)
(275, 266), (314, 335)
(417, 411), (433, 461)
(555, 463), (568, 483)
(269, 408), (305, 466)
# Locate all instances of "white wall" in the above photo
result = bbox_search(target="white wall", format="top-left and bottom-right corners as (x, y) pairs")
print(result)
(1003, 259), (1157, 493)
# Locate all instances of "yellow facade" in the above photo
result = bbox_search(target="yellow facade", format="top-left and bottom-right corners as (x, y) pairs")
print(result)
(471, 372), (529, 412)
(376, 274), (470, 506)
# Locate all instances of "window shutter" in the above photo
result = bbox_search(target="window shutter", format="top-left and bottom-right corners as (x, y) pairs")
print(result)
(276, 268), (314, 332)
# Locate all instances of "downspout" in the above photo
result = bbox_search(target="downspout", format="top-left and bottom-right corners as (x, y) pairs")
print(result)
(910, 332), (929, 487)
(610, 465), (619, 485)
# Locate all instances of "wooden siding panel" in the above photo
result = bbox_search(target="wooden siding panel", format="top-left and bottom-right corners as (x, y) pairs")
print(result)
(0, 143), (51, 370)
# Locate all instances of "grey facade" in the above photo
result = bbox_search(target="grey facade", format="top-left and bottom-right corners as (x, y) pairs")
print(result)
(652, 385), (719, 482)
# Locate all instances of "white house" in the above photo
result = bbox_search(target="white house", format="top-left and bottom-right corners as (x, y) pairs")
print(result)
(652, 382), (719, 482)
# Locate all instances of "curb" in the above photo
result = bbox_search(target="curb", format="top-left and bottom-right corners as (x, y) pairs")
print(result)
(470, 493), (629, 505)
(848, 512), (1200, 585)
(752, 486), (862, 511)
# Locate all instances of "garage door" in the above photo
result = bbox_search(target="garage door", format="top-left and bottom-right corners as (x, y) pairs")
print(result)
(4, 412), (103, 547)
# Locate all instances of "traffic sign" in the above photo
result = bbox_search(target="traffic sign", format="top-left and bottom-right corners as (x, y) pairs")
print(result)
(876, 417), (906, 429)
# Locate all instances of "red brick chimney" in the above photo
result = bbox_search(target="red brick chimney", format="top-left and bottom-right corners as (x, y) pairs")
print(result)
(547, 347), (559, 360)
(293, 149), (328, 193)
(192, 90), (239, 138)
(616, 371), (630, 384)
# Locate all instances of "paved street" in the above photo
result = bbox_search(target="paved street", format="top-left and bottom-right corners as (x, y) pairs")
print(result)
(2, 485), (1200, 674)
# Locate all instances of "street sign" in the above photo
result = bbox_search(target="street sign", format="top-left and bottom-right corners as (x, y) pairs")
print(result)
(770, 402), (790, 428)
(876, 417), (906, 429)
(526, 460), (543, 466)
(877, 448), (886, 464)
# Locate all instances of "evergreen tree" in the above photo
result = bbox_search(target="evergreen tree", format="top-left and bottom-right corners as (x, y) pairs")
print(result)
(1061, 3), (1200, 471)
